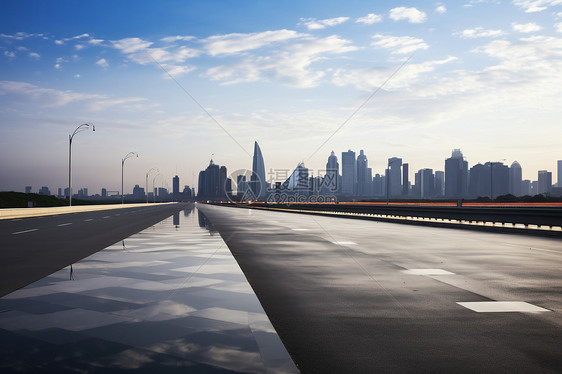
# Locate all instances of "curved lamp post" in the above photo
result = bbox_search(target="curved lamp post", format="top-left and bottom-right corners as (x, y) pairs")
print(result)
(152, 173), (162, 203)
(68, 123), (95, 206)
(145, 167), (159, 204)
(121, 152), (138, 204)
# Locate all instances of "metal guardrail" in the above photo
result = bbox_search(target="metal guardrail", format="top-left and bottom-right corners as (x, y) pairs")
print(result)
(209, 202), (562, 236)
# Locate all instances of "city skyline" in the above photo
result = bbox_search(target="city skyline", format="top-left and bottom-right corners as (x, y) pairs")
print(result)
(2, 1), (562, 193)
(15, 146), (562, 198)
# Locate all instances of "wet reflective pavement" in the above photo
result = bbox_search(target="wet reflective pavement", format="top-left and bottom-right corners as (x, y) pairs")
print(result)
(199, 204), (562, 374)
(0, 206), (297, 373)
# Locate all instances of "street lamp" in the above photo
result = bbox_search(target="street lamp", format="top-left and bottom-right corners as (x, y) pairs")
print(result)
(152, 173), (162, 203)
(68, 123), (94, 207)
(146, 167), (158, 204)
(121, 152), (138, 204)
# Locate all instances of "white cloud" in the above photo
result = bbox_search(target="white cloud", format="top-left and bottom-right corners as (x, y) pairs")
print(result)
(356, 13), (383, 24)
(301, 17), (350, 30)
(205, 35), (357, 87)
(89, 38), (104, 45)
(556, 22), (562, 32)
(4, 51), (15, 58)
(512, 22), (543, 32)
(160, 35), (195, 42)
(436, 4), (447, 13)
(0, 80), (104, 107)
(372, 34), (429, 54)
(71, 33), (90, 40)
(389, 7), (427, 23)
(112, 37), (154, 54)
(55, 40), (64, 45)
(0, 32), (44, 40)
(203, 29), (302, 55)
(457, 27), (506, 38)
(512, 0), (562, 12)
(74, 74), (81, 78)
(332, 56), (457, 91)
(96, 58), (109, 68)
(29, 52), (40, 59)
(75, 44), (85, 51)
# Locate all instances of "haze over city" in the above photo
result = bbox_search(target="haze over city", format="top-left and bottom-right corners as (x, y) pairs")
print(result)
(1, 0), (561, 195)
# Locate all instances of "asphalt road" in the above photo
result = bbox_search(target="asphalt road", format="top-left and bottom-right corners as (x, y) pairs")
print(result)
(198, 204), (562, 374)
(0, 203), (190, 297)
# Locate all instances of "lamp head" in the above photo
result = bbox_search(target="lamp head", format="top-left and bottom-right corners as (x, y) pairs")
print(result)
(92, 125), (95, 132)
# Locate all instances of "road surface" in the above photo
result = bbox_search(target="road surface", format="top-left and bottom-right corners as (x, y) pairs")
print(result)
(198, 203), (562, 373)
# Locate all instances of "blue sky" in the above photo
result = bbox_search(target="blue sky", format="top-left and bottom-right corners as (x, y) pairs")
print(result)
(1, 0), (561, 194)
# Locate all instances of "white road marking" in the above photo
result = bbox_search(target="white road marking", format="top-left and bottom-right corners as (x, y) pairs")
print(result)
(84, 219), (93, 222)
(331, 241), (356, 245)
(103, 216), (111, 219)
(12, 229), (38, 235)
(404, 269), (455, 275)
(57, 223), (73, 227)
(457, 301), (550, 313)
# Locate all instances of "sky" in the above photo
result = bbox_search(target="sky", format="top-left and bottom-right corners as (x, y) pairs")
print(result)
(1, 0), (561, 194)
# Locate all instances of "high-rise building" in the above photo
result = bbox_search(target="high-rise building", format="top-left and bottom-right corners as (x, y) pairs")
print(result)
(434, 171), (445, 197)
(445, 149), (468, 199)
(251, 141), (267, 198)
(25, 186), (32, 194)
(387, 157), (402, 198)
(521, 180), (531, 196)
(133, 184), (145, 200)
(198, 159), (221, 198)
(490, 162), (509, 199)
(341, 150), (356, 196)
(173, 175), (180, 200)
(284, 163), (310, 191)
(101, 188), (107, 197)
(558, 160), (562, 188)
(325, 151), (340, 193)
(39, 186), (51, 196)
(509, 161), (522, 196)
(468, 163), (491, 198)
(356, 150), (370, 196)
(538, 170), (552, 194)
(402, 163), (409, 196)
(373, 174), (385, 196)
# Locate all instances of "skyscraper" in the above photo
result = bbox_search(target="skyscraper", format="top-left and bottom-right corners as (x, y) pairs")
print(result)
(468, 163), (491, 198)
(538, 170), (552, 194)
(325, 151), (339, 193)
(356, 150), (370, 196)
(434, 171), (444, 197)
(173, 175), (180, 200)
(387, 157), (402, 198)
(490, 162), (509, 199)
(251, 141), (267, 198)
(556, 160), (562, 188)
(341, 150), (356, 196)
(509, 161), (522, 196)
(445, 149), (468, 199)
(558, 160), (562, 188)
(402, 163), (409, 196)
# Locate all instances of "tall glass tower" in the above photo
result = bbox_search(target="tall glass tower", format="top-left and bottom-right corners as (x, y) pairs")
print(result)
(251, 141), (267, 198)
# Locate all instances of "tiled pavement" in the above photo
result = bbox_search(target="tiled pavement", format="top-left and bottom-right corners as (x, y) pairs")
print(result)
(0, 206), (298, 373)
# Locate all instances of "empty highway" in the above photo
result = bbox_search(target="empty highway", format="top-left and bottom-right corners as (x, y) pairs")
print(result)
(198, 204), (562, 373)
(0, 203), (190, 296)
